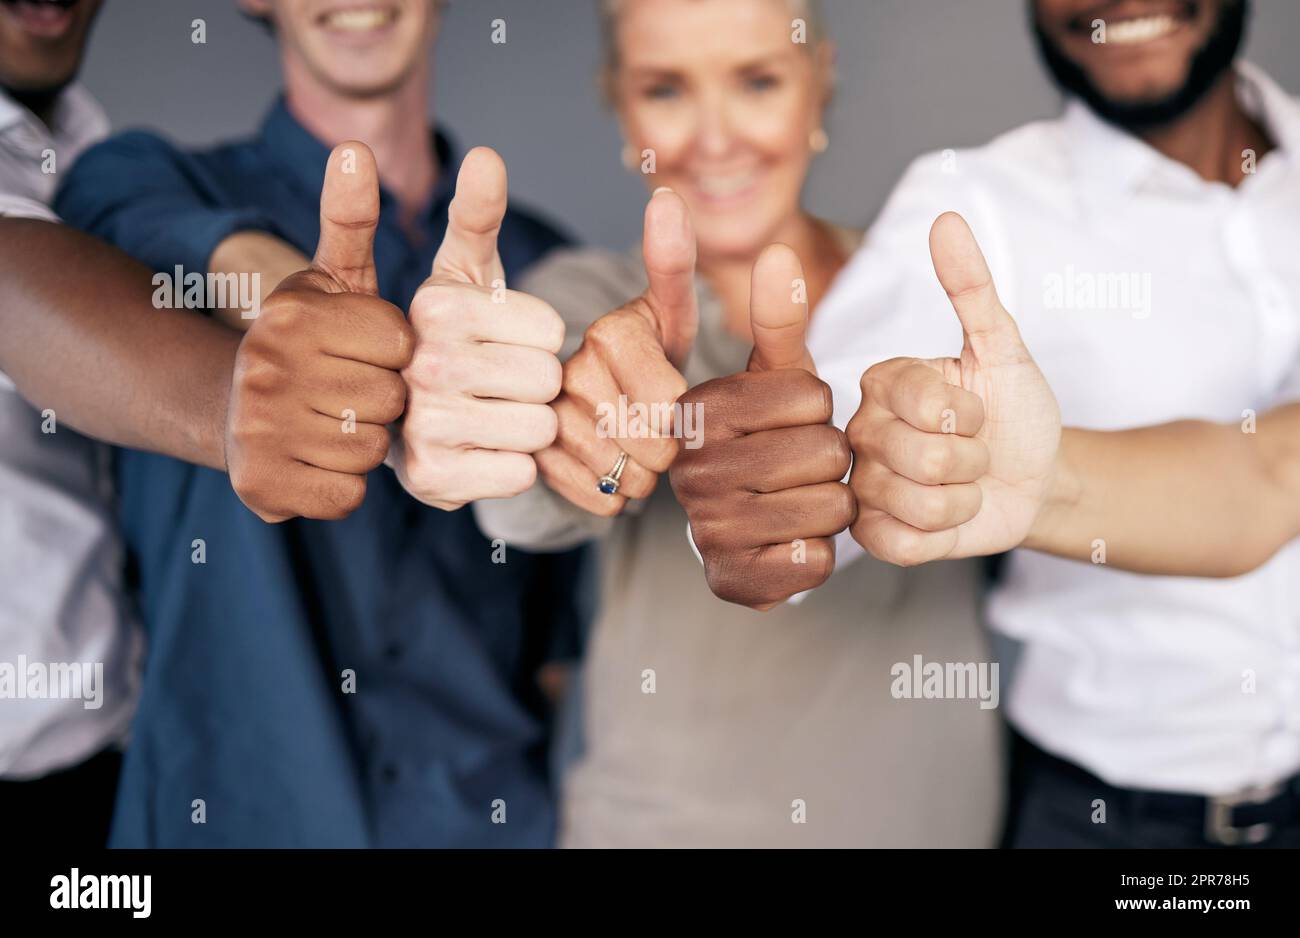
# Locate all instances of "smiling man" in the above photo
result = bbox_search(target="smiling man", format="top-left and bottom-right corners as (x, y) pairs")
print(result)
(51, 0), (586, 847)
(0, 0), (145, 849)
(825, 0), (1300, 848)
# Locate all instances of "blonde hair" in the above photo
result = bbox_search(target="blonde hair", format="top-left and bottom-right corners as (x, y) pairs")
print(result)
(599, 0), (826, 75)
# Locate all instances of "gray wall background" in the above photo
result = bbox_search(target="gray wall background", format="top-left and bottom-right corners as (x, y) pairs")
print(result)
(81, 0), (1300, 250)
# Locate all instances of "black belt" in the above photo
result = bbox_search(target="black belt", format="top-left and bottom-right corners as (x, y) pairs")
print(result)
(1015, 732), (1300, 846)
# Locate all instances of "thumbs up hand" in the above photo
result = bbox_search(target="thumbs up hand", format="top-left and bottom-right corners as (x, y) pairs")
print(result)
(669, 244), (856, 609)
(532, 187), (698, 516)
(225, 141), (415, 522)
(847, 212), (1060, 565)
(390, 147), (566, 510)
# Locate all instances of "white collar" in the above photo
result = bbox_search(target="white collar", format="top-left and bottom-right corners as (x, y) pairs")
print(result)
(0, 82), (108, 151)
(1062, 61), (1300, 196)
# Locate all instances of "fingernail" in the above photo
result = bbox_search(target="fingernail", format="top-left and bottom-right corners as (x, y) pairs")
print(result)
(652, 186), (674, 197)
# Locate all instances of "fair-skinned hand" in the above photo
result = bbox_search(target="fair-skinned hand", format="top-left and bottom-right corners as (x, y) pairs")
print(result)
(224, 141), (414, 522)
(847, 211), (1061, 565)
(388, 147), (567, 510)
(534, 187), (699, 516)
(670, 244), (856, 609)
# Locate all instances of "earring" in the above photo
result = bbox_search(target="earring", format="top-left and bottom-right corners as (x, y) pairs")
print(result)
(809, 127), (829, 154)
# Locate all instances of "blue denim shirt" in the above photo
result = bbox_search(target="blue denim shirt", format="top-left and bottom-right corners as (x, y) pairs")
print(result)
(54, 100), (591, 847)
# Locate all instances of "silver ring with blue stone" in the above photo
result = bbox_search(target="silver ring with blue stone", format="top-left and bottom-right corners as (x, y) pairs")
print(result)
(597, 451), (629, 496)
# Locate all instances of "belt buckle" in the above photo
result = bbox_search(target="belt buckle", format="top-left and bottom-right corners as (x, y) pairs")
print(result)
(1204, 782), (1284, 846)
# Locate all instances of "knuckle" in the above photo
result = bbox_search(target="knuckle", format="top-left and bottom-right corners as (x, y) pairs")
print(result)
(918, 441), (953, 484)
(668, 457), (702, 501)
(355, 426), (391, 468)
(539, 305), (566, 354)
(640, 438), (679, 473)
(406, 343), (449, 393)
(375, 372), (409, 423)
(328, 476), (367, 517)
(537, 353), (563, 402)
(582, 313), (622, 353)
(887, 529), (929, 568)
(814, 376), (834, 420)
(621, 470), (658, 500)
(527, 405), (559, 451)
(561, 354), (601, 406)
(919, 385), (954, 429)
(260, 291), (306, 332)
(235, 351), (283, 397)
(702, 554), (754, 607)
(824, 428), (852, 479)
(831, 482), (858, 529)
(677, 375), (722, 409)
(665, 369), (689, 405)
(588, 491), (625, 518)
(915, 487), (952, 530)
(409, 283), (451, 329)
(805, 539), (836, 588)
(499, 454), (538, 499)
(389, 317), (417, 368)
(845, 410), (868, 450)
(688, 517), (726, 555)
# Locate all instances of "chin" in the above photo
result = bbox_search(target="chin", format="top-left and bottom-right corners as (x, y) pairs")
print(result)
(305, 44), (414, 95)
(694, 225), (774, 263)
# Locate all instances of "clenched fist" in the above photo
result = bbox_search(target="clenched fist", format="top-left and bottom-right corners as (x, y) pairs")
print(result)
(847, 212), (1060, 565)
(534, 187), (698, 516)
(224, 142), (414, 522)
(388, 147), (566, 510)
(670, 244), (856, 609)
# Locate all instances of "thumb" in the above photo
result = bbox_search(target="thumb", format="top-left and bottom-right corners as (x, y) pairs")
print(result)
(313, 141), (381, 294)
(929, 212), (1026, 365)
(640, 187), (698, 367)
(747, 242), (815, 374)
(430, 146), (507, 287)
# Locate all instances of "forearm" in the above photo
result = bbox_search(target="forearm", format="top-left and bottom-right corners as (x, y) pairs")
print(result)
(208, 231), (309, 331)
(0, 219), (238, 470)
(1025, 406), (1300, 576)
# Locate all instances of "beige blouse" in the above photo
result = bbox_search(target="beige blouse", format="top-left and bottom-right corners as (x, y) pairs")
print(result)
(474, 230), (1004, 847)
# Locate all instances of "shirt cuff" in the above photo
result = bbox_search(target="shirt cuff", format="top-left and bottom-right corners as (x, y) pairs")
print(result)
(171, 208), (283, 283)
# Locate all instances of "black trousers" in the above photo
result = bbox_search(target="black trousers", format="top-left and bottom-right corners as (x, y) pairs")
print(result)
(0, 748), (122, 849)
(1001, 730), (1300, 848)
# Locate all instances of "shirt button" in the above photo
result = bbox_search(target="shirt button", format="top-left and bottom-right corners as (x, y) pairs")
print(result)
(384, 642), (403, 661)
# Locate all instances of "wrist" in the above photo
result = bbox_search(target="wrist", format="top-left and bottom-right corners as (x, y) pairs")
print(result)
(1021, 429), (1082, 553)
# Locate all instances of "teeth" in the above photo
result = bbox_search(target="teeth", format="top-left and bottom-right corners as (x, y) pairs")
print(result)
(1105, 13), (1178, 45)
(696, 175), (755, 197)
(323, 7), (394, 32)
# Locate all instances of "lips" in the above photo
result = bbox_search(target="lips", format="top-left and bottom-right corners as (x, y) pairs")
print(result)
(317, 4), (398, 34)
(0, 0), (79, 39)
(1104, 13), (1182, 44)
(695, 173), (757, 199)
(1069, 1), (1196, 46)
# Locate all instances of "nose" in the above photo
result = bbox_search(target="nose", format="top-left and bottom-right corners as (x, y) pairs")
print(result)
(690, 89), (738, 161)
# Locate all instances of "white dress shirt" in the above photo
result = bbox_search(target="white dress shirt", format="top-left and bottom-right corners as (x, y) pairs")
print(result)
(0, 84), (142, 779)
(808, 63), (1300, 796)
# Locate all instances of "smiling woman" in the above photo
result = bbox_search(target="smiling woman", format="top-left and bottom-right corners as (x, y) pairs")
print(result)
(471, 0), (1004, 849)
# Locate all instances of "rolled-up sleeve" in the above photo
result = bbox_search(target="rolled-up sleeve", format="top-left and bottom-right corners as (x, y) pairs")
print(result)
(53, 130), (280, 278)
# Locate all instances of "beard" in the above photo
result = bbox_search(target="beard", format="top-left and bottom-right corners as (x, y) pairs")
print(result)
(1030, 0), (1249, 132)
